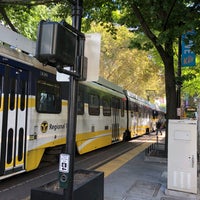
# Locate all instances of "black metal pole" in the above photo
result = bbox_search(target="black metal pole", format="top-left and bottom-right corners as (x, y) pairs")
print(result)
(64, 0), (83, 199)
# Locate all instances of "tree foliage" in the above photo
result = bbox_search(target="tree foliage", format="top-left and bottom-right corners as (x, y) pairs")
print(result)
(0, 4), (67, 39)
(89, 23), (165, 99)
(0, 0), (199, 120)
(181, 57), (200, 97)
(83, 0), (200, 119)
(0, 1), (165, 100)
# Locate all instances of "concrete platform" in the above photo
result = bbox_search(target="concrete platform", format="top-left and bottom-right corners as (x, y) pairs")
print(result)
(96, 132), (200, 200)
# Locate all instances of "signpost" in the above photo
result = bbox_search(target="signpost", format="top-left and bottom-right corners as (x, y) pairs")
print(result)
(177, 31), (196, 118)
(63, 1), (83, 199)
(181, 31), (196, 67)
(35, 1), (84, 199)
(59, 154), (70, 189)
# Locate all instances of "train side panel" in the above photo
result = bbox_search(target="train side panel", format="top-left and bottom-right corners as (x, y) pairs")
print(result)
(124, 90), (153, 138)
(0, 48), (67, 176)
(25, 74), (67, 171)
(0, 46), (128, 178)
(76, 83), (126, 154)
(0, 46), (162, 179)
(0, 54), (31, 176)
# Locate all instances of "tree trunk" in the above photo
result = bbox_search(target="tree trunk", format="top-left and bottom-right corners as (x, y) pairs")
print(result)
(164, 58), (177, 120)
(163, 42), (177, 120)
(161, 41), (177, 152)
(130, 3), (178, 153)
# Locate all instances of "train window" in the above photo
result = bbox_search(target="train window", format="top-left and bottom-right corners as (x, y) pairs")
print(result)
(36, 79), (61, 113)
(20, 80), (26, 111)
(112, 97), (120, 118)
(112, 97), (120, 109)
(77, 91), (84, 115)
(130, 102), (134, 117)
(133, 103), (138, 112)
(121, 100), (125, 117)
(102, 97), (111, 116)
(131, 111), (134, 118)
(88, 94), (100, 115)
(152, 110), (158, 119)
(147, 111), (150, 119)
(10, 78), (16, 110)
(0, 75), (2, 108)
(144, 110), (147, 118)
(7, 128), (13, 164)
(138, 110), (142, 118)
(18, 128), (24, 161)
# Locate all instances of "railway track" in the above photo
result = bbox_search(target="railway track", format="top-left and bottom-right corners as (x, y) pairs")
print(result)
(0, 133), (164, 200)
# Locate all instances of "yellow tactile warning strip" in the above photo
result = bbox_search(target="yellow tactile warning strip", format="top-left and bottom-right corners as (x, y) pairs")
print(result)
(95, 143), (151, 177)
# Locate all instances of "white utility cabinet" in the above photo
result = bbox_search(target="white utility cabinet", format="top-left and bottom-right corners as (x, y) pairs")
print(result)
(168, 119), (197, 194)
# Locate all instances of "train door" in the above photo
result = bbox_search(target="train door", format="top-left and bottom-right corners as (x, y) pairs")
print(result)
(131, 102), (139, 137)
(111, 97), (120, 142)
(0, 64), (28, 176)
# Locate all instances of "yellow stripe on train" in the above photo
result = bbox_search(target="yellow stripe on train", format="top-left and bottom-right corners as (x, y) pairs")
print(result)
(25, 128), (124, 171)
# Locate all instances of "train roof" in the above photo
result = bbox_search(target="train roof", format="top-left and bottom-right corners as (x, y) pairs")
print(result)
(94, 77), (124, 94)
(80, 77), (125, 98)
(0, 45), (56, 74)
(124, 90), (160, 109)
(124, 90), (146, 106)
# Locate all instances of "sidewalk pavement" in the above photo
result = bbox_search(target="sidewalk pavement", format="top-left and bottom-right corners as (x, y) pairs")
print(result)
(102, 132), (200, 200)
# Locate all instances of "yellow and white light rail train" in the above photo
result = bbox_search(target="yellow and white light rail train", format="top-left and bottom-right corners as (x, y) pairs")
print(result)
(0, 45), (163, 179)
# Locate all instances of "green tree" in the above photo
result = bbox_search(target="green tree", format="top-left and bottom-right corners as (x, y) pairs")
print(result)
(0, 0), (199, 120)
(83, 0), (200, 120)
(181, 57), (200, 99)
(89, 23), (165, 99)
(0, 2), (165, 101)
(0, 4), (64, 39)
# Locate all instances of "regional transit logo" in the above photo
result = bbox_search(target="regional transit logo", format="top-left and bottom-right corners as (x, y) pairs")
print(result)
(40, 121), (66, 133)
(41, 121), (48, 133)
